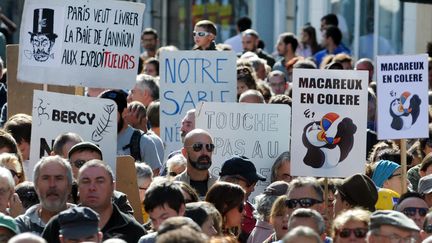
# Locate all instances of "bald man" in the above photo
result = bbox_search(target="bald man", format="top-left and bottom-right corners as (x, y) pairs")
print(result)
(174, 129), (218, 198)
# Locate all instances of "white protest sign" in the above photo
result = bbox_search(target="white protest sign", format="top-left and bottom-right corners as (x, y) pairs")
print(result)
(195, 102), (291, 198)
(291, 69), (368, 178)
(18, 0), (144, 89)
(376, 54), (429, 140)
(29, 90), (117, 181)
(160, 51), (237, 159)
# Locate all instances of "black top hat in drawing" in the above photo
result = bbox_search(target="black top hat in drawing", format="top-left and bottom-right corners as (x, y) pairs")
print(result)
(29, 8), (58, 39)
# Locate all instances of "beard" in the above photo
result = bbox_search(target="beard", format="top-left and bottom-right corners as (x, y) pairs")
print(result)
(40, 189), (68, 212)
(189, 155), (212, 170)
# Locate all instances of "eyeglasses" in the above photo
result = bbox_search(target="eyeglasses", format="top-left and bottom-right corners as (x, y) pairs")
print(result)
(338, 228), (368, 238)
(193, 31), (211, 37)
(424, 224), (432, 234)
(374, 233), (417, 243)
(402, 207), (428, 217)
(8, 169), (21, 179)
(285, 198), (323, 209)
(72, 159), (86, 168)
(388, 173), (402, 179)
(185, 143), (215, 153)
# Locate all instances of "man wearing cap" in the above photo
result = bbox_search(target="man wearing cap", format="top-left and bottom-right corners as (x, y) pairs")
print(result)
(367, 210), (420, 242)
(395, 192), (428, 229)
(418, 174), (432, 208)
(0, 212), (18, 242)
(175, 129), (218, 198)
(333, 173), (378, 217)
(42, 160), (145, 242)
(219, 155), (266, 241)
(99, 89), (161, 175)
(15, 156), (73, 235)
(58, 206), (102, 243)
(67, 141), (133, 215)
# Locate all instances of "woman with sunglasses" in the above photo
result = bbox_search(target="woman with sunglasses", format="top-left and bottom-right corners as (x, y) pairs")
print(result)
(332, 208), (370, 243)
(205, 182), (245, 237)
(263, 195), (290, 243)
(0, 153), (24, 185)
(367, 159), (408, 196)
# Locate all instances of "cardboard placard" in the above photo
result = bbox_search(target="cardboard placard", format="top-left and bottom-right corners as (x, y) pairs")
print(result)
(376, 54), (429, 140)
(159, 50), (237, 160)
(116, 156), (143, 224)
(29, 90), (117, 181)
(17, 0), (145, 89)
(291, 69), (368, 177)
(195, 102), (291, 198)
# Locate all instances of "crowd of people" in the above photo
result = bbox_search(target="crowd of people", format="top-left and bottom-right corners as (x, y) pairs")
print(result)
(0, 10), (431, 243)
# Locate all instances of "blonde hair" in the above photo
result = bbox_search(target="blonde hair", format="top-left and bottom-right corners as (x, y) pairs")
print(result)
(270, 195), (288, 218)
(0, 153), (25, 183)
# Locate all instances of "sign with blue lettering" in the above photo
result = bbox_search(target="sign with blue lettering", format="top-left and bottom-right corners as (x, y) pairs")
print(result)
(17, 0), (144, 89)
(376, 54), (429, 140)
(160, 50), (237, 159)
(195, 102), (291, 198)
(29, 90), (117, 181)
(291, 69), (368, 177)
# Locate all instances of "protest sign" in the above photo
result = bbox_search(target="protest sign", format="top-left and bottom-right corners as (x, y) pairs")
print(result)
(17, 0), (144, 89)
(291, 69), (368, 178)
(195, 102), (291, 197)
(159, 50), (237, 159)
(376, 54), (429, 140)
(29, 90), (117, 181)
(7, 45), (76, 118)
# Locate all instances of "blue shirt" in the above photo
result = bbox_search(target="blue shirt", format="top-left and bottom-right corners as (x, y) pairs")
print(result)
(314, 43), (351, 67)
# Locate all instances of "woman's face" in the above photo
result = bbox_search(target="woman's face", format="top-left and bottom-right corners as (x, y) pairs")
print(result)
(270, 208), (289, 240)
(334, 220), (368, 243)
(224, 203), (244, 228)
(138, 177), (152, 203)
(301, 30), (310, 44)
(237, 81), (249, 96)
(201, 216), (218, 237)
(384, 167), (407, 195)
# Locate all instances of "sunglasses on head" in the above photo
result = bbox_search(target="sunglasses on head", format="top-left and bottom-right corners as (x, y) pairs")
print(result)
(72, 159), (87, 168)
(338, 228), (368, 238)
(185, 143), (215, 152)
(402, 207), (428, 217)
(8, 169), (21, 179)
(285, 198), (323, 209)
(193, 31), (211, 37)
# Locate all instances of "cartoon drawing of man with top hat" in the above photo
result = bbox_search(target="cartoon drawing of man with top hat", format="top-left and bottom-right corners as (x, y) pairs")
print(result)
(27, 8), (58, 62)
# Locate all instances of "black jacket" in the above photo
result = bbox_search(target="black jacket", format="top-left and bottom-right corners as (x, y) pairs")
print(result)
(42, 204), (146, 243)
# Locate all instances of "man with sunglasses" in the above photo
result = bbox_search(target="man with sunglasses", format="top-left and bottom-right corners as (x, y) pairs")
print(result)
(395, 192), (428, 229)
(367, 210), (420, 243)
(286, 177), (325, 217)
(175, 129), (217, 198)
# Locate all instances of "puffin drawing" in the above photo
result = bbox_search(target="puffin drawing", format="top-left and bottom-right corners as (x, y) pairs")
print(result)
(302, 112), (357, 168)
(389, 91), (421, 130)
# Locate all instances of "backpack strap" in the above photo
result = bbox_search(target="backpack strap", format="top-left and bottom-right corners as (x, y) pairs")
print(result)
(122, 129), (143, 161)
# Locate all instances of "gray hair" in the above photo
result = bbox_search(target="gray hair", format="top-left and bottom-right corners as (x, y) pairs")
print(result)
(136, 74), (160, 100)
(33, 155), (73, 188)
(166, 154), (187, 173)
(288, 208), (325, 235)
(52, 132), (83, 157)
(271, 151), (290, 182)
(253, 193), (279, 222)
(238, 89), (265, 103)
(0, 166), (14, 190)
(9, 233), (47, 243)
(282, 226), (322, 243)
(136, 162), (153, 180)
(288, 177), (324, 201)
